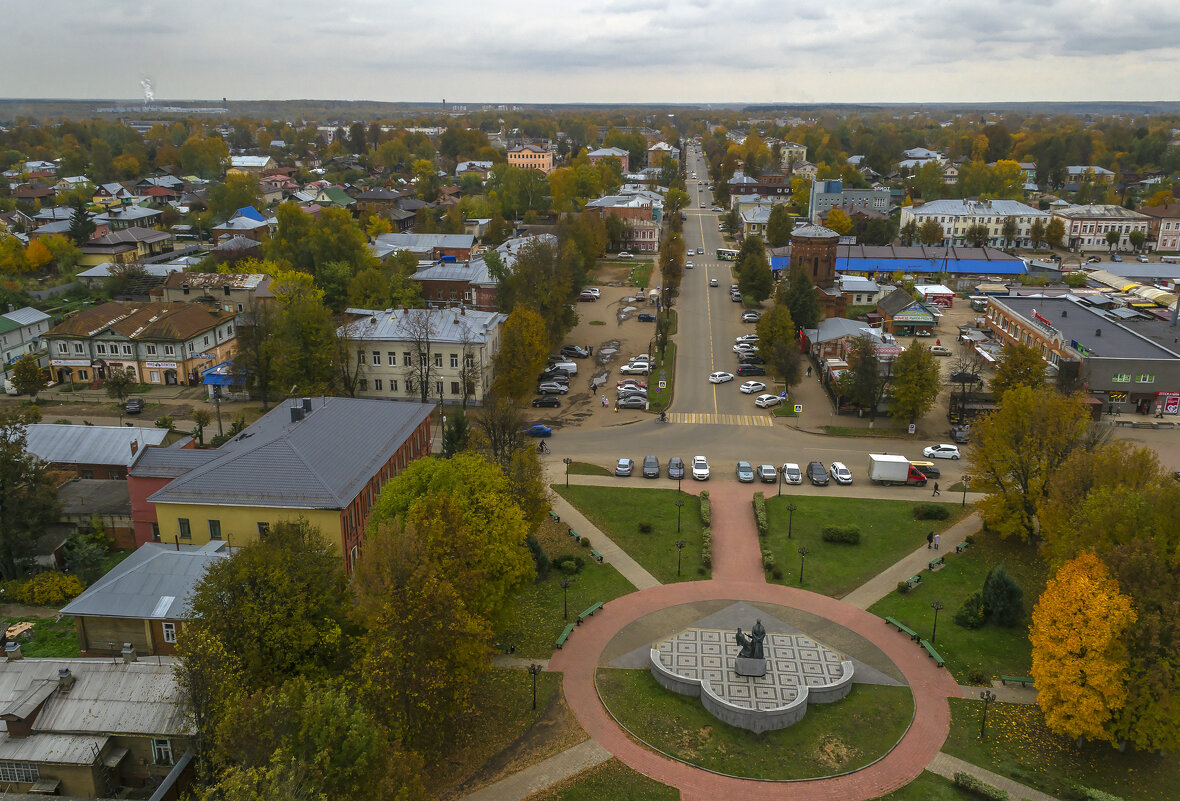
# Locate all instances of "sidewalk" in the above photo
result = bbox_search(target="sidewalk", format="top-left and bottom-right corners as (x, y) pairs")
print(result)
(959, 682), (1038, 704)
(928, 752), (1059, 801)
(840, 513), (981, 609)
(458, 739), (611, 801)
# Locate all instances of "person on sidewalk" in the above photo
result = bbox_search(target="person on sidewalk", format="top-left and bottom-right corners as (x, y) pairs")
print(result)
(927, 531), (934, 549)
(934, 533), (941, 550)
(932, 481), (940, 496)
(806, 365), (812, 378)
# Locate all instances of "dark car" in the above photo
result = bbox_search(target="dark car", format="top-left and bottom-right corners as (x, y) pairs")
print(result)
(911, 461), (940, 479)
(738, 353), (766, 365)
(539, 368), (571, 381)
(736, 364), (766, 376)
(125, 398), (145, 414)
(949, 425), (970, 444)
(667, 457), (685, 480)
(637, 312), (656, 322)
(806, 460), (830, 486)
(560, 345), (590, 359)
(642, 455), (661, 478)
(523, 424), (552, 437)
(531, 396), (561, 408)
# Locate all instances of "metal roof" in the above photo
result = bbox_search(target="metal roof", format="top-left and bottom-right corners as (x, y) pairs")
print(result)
(792, 224), (840, 239)
(129, 446), (220, 479)
(339, 307), (505, 345)
(60, 542), (230, 621)
(992, 296), (1180, 360)
(412, 260), (495, 285)
(908, 199), (1046, 218)
(24, 425), (168, 468)
(0, 732), (106, 764)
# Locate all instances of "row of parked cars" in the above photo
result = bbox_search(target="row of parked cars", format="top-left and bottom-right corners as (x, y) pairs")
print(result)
(613, 456), (952, 485)
(533, 344), (590, 405)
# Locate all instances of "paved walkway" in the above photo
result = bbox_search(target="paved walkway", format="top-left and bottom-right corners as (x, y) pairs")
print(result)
(960, 683), (1038, 704)
(492, 655), (550, 670)
(928, 752), (1059, 801)
(702, 483), (765, 583)
(841, 513), (982, 609)
(458, 739), (612, 801)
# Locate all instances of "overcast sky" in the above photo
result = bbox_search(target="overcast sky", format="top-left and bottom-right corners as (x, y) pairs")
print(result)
(3, 0), (1179, 104)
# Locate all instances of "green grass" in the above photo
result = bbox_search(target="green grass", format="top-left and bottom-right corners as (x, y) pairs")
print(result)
(868, 533), (1046, 681)
(525, 758), (679, 801)
(822, 425), (913, 438)
(873, 771), (975, 800)
(496, 562), (636, 658)
(943, 698), (1180, 801)
(565, 461), (611, 477)
(763, 496), (968, 598)
(5, 616), (81, 658)
(844, 304), (878, 320)
(554, 486), (709, 584)
(597, 668), (913, 780)
(628, 262), (654, 288)
(647, 342), (676, 414)
(772, 405), (799, 417)
(588, 320), (606, 325)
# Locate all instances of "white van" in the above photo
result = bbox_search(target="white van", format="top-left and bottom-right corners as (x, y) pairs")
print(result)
(548, 360), (578, 375)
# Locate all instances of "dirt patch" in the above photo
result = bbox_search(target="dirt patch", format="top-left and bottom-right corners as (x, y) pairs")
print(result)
(816, 735), (858, 769)
(0, 605), (58, 620)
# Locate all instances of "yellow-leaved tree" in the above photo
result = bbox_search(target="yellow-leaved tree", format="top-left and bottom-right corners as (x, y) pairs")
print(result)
(1030, 552), (1136, 743)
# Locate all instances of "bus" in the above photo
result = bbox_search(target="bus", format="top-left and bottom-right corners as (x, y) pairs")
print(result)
(717, 248), (739, 261)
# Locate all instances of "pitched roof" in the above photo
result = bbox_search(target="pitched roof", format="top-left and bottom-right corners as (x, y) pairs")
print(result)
(1136, 204), (1180, 220)
(44, 301), (236, 341)
(909, 199), (1047, 218)
(792, 224), (840, 239)
(24, 424), (168, 467)
(1052, 204), (1149, 220)
(878, 287), (926, 316)
(340, 307), (505, 345)
(81, 227), (172, 248)
(163, 272), (268, 292)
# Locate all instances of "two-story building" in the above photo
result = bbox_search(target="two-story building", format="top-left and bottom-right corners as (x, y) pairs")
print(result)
(78, 227), (174, 267)
(587, 147), (630, 173)
(372, 232), (476, 263)
(22, 424), (169, 480)
(158, 272), (272, 313)
(94, 206), (163, 232)
(809, 179), (892, 224)
(43, 301), (237, 386)
(1051, 205), (1151, 253)
(1137, 204), (1180, 252)
(900, 199), (1049, 248)
(507, 145), (554, 174)
(779, 141), (807, 167)
(226, 155), (276, 176)
(646, 141), (680, 167)
(0, 307), (52, 380)
(585, 194), (663, 253)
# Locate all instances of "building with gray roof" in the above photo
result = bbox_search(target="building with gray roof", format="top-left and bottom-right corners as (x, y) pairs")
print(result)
(372, 232), (476, 262)
(24, 425), (168, 480)
(900, 199), (1048, 248)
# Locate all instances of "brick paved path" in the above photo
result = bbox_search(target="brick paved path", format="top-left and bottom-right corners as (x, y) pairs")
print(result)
(704, 483), (766, 583)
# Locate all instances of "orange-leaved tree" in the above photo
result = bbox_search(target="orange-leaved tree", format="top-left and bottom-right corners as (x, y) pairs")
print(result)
(1030, 552), (1136, 744)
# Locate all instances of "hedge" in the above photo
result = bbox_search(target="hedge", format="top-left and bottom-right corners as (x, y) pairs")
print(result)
(821, 525), (861, 544)
(913, 503), (951, 520)
(701, 526), (712, 568)
(953, 772), (1008, 800)
(2, 572), (86, 606)
(699, 490), (711, 526)
(752, 492), (768, 537)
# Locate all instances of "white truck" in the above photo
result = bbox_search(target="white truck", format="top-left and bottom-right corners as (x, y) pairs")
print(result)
(867, 454), (929, 486)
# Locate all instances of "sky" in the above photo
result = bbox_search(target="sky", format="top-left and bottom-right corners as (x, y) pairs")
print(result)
(3, 0), (1179, 104)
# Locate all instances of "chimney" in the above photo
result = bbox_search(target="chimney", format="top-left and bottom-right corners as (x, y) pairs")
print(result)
(302, 397), (312, 413)
(290, 406), (305, 423)
(121, 643), (137, 663)
(4, 642), (22, 660)
(57, 668), (76, 692)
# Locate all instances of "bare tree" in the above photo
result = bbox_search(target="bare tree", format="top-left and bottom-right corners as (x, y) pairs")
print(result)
(398, 308), (439, 404)
(472, 394), (525, 469)
(332, 316), (367, 398)
(456, 320), (484, 408)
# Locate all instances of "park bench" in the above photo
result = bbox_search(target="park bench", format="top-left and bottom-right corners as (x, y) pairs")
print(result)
(1001, 675), (1034, 687)
(548, 510), (560, 523)
(919, 639), (946, 667)
(555, 624), (575, 649)
(928, 556), (946, 571)
(590, 549), (604, 563)
(495, 642), (516, 655)
(568, 528), (580, 541)
(884, 616), (920, 641)
(577, 602), (605, 625)
(955, 542), (969, 554)
(906, 574), (922, 589)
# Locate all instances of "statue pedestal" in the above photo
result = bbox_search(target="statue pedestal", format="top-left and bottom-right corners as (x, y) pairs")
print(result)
(735, 656), (767, 677)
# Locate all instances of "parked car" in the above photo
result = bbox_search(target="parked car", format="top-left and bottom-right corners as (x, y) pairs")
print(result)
(620, 362), (650, 375)
(617, 395), (648, 410)
(930, 345), (952, 356)
(735, 334), (759, 344)
(736, 461), (755, 483)
(125, 398), (145, 414)
(911, 460), (940, 479)
(733, 343), (758, 354)
(737, 364), (766, 376)
(617, 252), (634, 259)
(1137, 254), (1149, 263)
(692, 455), (710, 480)
(581, 288), (601, 298)
(739, 381), (766, 394)
(754, 394), (782, 408)
(756, 464), (778, 483)
(615, 458), (635, 476)
(524, 424), (552, 437)
(617, 382), (647, 395)
(738, 353), (767, 365)
(829, 461), (853, 485)
(915, 328), (933, 337)
(617, 379), (647, 389)
(642, 455), (661, 478)
(709, 371), (735, 384)
(561, 345), (590, 358)
(781, 463), (803, 484)
(668, 457), (685, 480)
(806, 460), (830, 486)
(531, 396), (561, 408)
(923, 443), (962, 460)
(538, 382), (569, 395)
(1111, 254), (1123, 262)
(742, 311), (761, 323)
(637, 312), (656, 322)
(577, 291), (597, 302)
(949, 425), (970, 444)
(731, 292), (742, 303)
(548, 360), (578, 375)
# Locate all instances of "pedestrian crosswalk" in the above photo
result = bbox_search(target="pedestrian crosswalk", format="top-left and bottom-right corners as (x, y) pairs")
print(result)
(667, 412), (774, 427)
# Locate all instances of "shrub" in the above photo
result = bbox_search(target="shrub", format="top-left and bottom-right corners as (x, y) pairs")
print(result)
(1067, 786), (1124, 801)
(954, 592), (988, 629)
(701, 527), (712, 568)
(966, 669), (989, 686)
(638, 521), (654, 534)
(154, 414), (174, 430)
(209, 433), (230, 448)
(965, 533), (976, 545)
(982, 565), (1024, 627)
(580, 536), (591, 548)
(699, 491), (711, 526)
(552, 554), (585, 574)
(897, 580), (912, 595)
(54, 418), (72, 424)
(761, 550), (775, 570)
(822, 525), (861, 544)
(771, 566), (783, 580)
(752, 492), (768, 536)
(526, 535), (550, 579)
(20, 404), (42, 423)
(913, 503), (950, 520)
(16, 572), (87, 606)
(953, 772), (1008, 800)
(560, 560), (579, 576)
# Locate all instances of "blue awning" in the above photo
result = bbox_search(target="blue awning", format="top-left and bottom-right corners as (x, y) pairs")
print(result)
(836, 257), (1026, 276)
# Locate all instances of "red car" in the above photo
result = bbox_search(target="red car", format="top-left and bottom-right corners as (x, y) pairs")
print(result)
(617, 379), (648, 389)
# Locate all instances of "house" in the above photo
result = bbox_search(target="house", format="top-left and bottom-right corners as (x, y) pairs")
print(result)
(76, 262), (178, 289)
(1136, 204), (1180, 252)
(56, 478), (135, 550)
(587, 147), (630, 173)
(313, 185), (356, 209)
(801, 317), (884, 361)
(226, 155), (275, 176)
(942, 164), (959, 185)
(646, 141), (680, 167)
(1063, 165), (1115, 191)
(507, 145), (554, 174)
(54, 176), (90, 193)
(455, 161), (494, 181)
(44, 301), (237, 387)
(354, 188), (406, 219)
(780, 142), (807, 167)
(0, 209), (36, 233)
(740, 205), (772, 237)
(809, 180), (891, 223)
(876, 288), (938, 335)
(585, 194), (663, 253)
(211, 211), (270, 243)
(791, 160), (818, 179)
(372, 232), (476, 263)
(78, 227), (174, 267)
(0, 654), (193, 798)
(12, 185), (56, 205)
(899, 199), (1049, 248)
(835, 276), (887, 307)
(94, 205), (163, 231)
(60, 541), (231, 657)
(1050, 205), (1151, 253)
(0, 307), (52, 379)
(139, 397), (436, 570)
(338, 307), (506, 405)
(159, 272), (272, 313)
(92, 182), (134, 207)
(22, 424), (169, 480)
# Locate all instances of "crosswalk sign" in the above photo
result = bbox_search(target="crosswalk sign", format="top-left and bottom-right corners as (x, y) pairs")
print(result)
(793, 404), (803, 413)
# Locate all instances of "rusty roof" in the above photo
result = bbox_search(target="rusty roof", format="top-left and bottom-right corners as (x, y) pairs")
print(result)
(45, 301), (235, 341)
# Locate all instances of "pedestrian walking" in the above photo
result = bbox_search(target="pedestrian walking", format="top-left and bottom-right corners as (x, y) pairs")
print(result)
(934, 533), (941, 550)
(601, 394), (608, 408)
(927, 531), (934, 549)
(806, 365), (812, 378)
(932, 481), (941, 496)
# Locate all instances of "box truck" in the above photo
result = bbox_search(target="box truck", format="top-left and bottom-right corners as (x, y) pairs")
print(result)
(867, 454), (928, 486)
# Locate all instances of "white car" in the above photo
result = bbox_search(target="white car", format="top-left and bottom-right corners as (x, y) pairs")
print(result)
(686, 261), (694, 269)
(709, 371), (735, 384)
(735, 334), (759, 344)
(582, 287), (601, 298)
(691, 455), (711, 481)
(781, 463), (803, 485)
(733, 343), (759, 354)
(923, 444), (962, 460)
(739, 381), (766, 394)
(620, 363), (650, 375)
(754, 394), (782, 408)
(617, 252), (633, 259)
(829, 461), (853, 484)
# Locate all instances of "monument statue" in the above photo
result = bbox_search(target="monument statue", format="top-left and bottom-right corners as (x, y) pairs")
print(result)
(735, 619), (766, 660)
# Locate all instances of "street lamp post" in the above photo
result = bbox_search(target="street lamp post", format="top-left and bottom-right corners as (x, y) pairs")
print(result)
(674, 498), (685, 533)
(930, 600), (944, 644)
(786, 503), (797, 540)
(560, 578), (572, 620)
(777, 466), (782, 497)
(797, 545), (810, 585)
(676, 539), (686, 577)
(528, 663), (543, 710)
(979, 689), (997, 739)
(563, 457), (572, 488)
(677, 475), (682, 495)
(961, 474), (970, 508)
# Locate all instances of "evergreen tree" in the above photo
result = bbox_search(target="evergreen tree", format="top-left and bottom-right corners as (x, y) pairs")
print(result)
(67, 198), (95, 245)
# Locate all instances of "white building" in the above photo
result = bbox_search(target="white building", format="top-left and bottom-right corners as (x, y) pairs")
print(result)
(1050, 205), (1151, 253)
(900, 199), (1049, 248)
(1, 307), (52, 379)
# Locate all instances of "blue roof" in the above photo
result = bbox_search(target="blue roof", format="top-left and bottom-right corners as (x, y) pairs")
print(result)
(836, 257), (1026, 276)
(233, 206), (266, 223)
(770, 256), (789, 272)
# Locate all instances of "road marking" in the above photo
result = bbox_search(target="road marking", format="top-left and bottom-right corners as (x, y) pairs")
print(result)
(698, 209), (718, 415)
(667, 412), (773, 427)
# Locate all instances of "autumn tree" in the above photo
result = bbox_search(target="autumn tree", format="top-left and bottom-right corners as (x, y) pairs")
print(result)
(23, 240), (52, 272)
(755, 304), (801, 387)
(270, 271), (337, 395)
(104, 366), (137, 409)
(963, 223), (990, 248)
(9, 354), (47, 399)
(837, 333), (890, 421)
(208, 173), (263, 222)
(899, 219), (919, 246)
(824, 208), (853, 236)
(888, 343), (941, 423)
(232, 299), (278, 409)
(1001, 217), (1018, 249)
(0, 408), (60, 580)
(1030, 218), (1046, 249)
(990, 342), (1047, 397)
(492, 305), (549, 403)
(973, 385), (1091, 540)
(1030, 552), (1136, 744)
(765, 204), (794, 247)
(396, 308), (439, 403)
(918, 218), (945, 246)
(1045, 217), (1065, 249)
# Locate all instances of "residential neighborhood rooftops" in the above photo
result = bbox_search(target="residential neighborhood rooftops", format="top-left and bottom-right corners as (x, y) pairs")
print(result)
(24, 425), (168, 468)
(991, 296), (1180, 360)
(162, 272), (269, 291)
(2, 307), (52, 327)
(372, 232), (475, 260)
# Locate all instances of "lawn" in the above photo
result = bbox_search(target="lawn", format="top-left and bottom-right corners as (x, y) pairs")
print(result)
(647, 342), (676, 414)
(868, 533), (1047, 681)
(5, 616), (81, 658)
(822, 425), (912, 438)
(597, 668), (913, 780)
(943, 698), (1180, 801)
(628, 262), (654, 288)
(525, 758), (679, 801)
(553, 485), (710, 584)
(873, 771), (974, 800)
(762, 496), (968, 598)
(565, 461), (611, 477)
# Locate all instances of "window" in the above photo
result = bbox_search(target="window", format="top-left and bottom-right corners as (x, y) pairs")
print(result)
(237, 303), (244, 312)
(373, 379), (382, 391)
(153, 739), (174, 766)
(402, 351), (412, 366)
(371, 350), (380, 365)
(451, 381), (460, 395)
(208, 520), (221, 540)
(77, 369), (88, 381)
(203, 336), (210, 346)
(1111, 374), (1131, 383)
(81, 469), (94, 480)
(151, 523), (160, 542)
(188, 343), (195, 354)
(435, 380), (444, 396)
(390, 379), (398, 392)
(149, 371), (159, 382)
(257, 522), (270, 538)
(419, 352), (427, 366)
(147, 344), (157, 355)
(162, 622), (177, 643)
(433, 352), (442, 368)
(123, 344), (132, 355)
(178, 518), (191, 539)
(359, 379), (368, 391)
(465, 354), (475, 369)
(96, 343), (107, 355)
(108, 470), (120, 480)
(57, 342), (68, 354)
(73, 342), (83, 354)
(387, 351), (396, 365)
(1136, 374), (1155, 384)
(164, 345), (175, 356)
(450, 353), (459, 368)
(0, 761), (39, 783)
